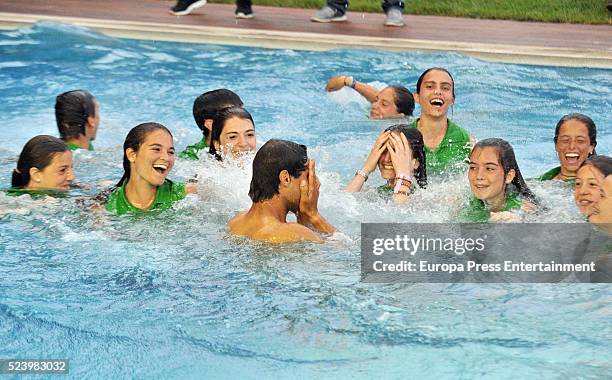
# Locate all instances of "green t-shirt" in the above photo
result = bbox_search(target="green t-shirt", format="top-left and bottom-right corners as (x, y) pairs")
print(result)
(179, 138), (208, 160)
(66, 142), (94, 151)
(460, 193), (522, 223)
(376, 183), (416, 197)
(105, 179), (186, 215)
(5, 188), (68, 198)
(536, 166), (575, 185)
(377, 185), (393, 196)
(411, 119), (471, 174)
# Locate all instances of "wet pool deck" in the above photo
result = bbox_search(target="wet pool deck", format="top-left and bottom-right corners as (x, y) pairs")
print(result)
(0, 0), (611, 67)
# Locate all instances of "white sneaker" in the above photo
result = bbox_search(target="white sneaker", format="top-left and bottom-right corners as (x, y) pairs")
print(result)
(384, 7), (404, 27)
(311, 6), (347, 23)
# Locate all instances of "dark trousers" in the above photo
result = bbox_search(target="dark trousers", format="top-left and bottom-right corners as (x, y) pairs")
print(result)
(327, 0), (404, 14)
(236, 0), (252, 13)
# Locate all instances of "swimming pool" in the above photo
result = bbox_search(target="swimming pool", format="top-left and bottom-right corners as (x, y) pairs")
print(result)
(0, 22), (611, 379)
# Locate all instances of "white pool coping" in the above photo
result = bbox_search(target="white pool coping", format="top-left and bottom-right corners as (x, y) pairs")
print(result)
(1, 12), (611, 68)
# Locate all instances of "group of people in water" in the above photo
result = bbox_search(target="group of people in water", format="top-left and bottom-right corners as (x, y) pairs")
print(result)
(8, 67), (611, 243)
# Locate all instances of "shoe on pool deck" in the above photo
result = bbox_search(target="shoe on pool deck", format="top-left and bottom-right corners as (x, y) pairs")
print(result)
(170, 0), (207, 16)
(311, 6), (347, 23)
(235, 10), (254, 19)
(384, 7), (404, 27)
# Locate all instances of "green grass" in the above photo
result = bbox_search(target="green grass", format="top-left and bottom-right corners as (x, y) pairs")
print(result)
(211, 0), (612, 24)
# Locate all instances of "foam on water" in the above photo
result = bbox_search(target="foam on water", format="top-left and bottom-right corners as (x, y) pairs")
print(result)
(0, 22), (611, 378)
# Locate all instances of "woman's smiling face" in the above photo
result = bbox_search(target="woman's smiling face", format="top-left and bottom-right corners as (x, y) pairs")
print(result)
(370, 87), (401, 119)
(216, 116), (256, 158)
(27, 150), (75, 191)
(128, 129), (176, 187)
(415, 70), (454, 119)
(468, 147), (513, 205)
(575, 164), (605, 220)
(556, 119), (594, 175)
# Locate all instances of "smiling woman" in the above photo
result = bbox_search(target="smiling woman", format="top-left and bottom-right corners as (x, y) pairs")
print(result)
(325, 75), (414, 120)
(575, 155), (612, 225)
(104, 122), (192, 215)
(411, 67), (472, 174)
(209, 107), (257, 161)
(9, 135), (75, 194)
(462, 138), (537, 222)
(538, 113), (598, 183)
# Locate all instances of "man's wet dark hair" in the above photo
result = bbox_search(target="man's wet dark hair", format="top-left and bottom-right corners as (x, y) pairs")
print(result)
(209, 107), (255, 161)
(471, 138), (537, 203)
(415, 67), (456, 99)
(192, 89), (243, 137)
(554, 113), (597, 156)
(581, 155), (612, 177)
(55, 90), (96, 140)
(12, 135), (69, 188)
(249, 139), (308, 203)
(117, 122), (173, 187)
(389, 85), (415, 116)
(384, 124), (427, 188)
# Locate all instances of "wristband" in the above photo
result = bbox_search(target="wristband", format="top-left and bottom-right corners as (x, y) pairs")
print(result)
(346, 76), (356, 89)
(393, 174), (413, 194)
(355, 169), (369, 181)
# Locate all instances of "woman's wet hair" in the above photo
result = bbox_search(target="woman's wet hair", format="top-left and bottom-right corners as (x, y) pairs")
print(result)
(55, 90), (96, 141)
(192, 89), (243, 137)
(384, 124), (427, 188)
(208, 107), (254, 161)
(471, 138), (536, 202)
(249, 139), (308, 203)
(554, 113), (597, 156)
(580, 155), (612, 177)
(12, 135), (69, 188)
(116, 122), (172, 187)
(415, 67), (456, 99)
(389, 85), (415, 116)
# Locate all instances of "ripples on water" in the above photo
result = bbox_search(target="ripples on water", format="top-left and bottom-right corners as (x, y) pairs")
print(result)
(0, 22), (611, 378)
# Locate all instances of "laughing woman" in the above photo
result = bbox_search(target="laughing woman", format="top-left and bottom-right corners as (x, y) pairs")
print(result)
(538, 113), (597, 183)
(411, 67), (473, 174)
(345, 124), (427, 203)
(105, 122), (195, 215)
(208, 107), (257, 161)
(462, 138), (537, 222)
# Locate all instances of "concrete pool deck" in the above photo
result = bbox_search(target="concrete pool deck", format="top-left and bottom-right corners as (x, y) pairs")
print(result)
(0, 0), (611, 68)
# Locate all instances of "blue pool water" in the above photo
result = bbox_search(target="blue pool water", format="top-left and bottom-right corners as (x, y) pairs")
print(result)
(0, 22), (611, 379)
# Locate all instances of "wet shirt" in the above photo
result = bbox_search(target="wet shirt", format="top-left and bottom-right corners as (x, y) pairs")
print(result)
(5, 188), (68, 198)
(411, 119), (471, 174)
(460, 193), (522, 223)
(105, 180), (186, 215)
(376, 184), (416, 197)
(66, 142), (94, 151)
(179, 138), (208, 160)
(536, 166), (575, 185)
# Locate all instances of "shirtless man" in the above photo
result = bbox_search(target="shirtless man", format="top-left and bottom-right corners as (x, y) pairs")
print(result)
(228, 139), (336, 243)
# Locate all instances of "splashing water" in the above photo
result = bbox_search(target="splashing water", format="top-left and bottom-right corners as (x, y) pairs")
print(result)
(0, 22), (611, 378)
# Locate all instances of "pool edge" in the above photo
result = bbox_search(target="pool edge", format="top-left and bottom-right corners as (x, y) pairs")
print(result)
(1, 12), (611, 69)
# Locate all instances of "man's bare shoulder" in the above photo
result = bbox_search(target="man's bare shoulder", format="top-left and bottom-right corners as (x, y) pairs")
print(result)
(228, 213), (321, 243)
(258, 222), (322, 243)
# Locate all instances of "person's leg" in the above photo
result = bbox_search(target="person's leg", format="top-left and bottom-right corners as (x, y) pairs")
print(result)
(235, 0), (254, 18)
(381, 0), (404, 13)
(311, 0), (349, 22)
(328, 0), (349, 14)
(382, 0), (405, 27)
